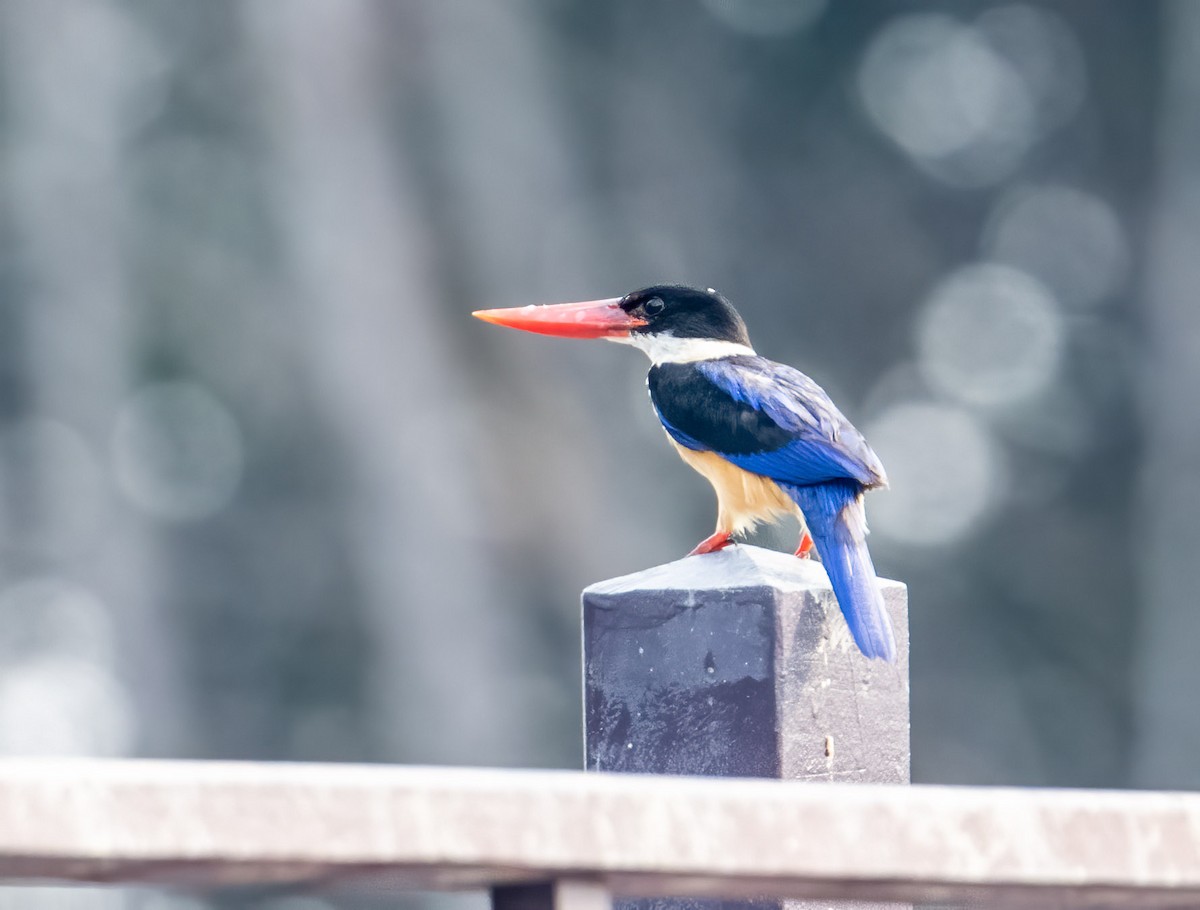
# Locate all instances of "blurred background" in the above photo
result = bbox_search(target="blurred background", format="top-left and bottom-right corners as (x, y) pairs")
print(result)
(0, 0), (1197, 906)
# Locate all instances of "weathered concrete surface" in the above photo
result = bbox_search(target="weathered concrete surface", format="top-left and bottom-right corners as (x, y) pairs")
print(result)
(583, 545), (909, 783)
(0, 760), (1195, 907)
(583, 545), (910, 910)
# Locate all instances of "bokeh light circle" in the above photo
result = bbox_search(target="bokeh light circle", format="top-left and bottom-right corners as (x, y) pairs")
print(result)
(0, 418), (106, 559)
(865, 401), (1004, 546)
(975, 4), (1087, 135)
(0, 577), (115, 667)
(0, 655), (133, 756)
(857, 14), (1037, 187)
(917, 263), (1064, 409)
(984, 185), (1129, 308)
(112, 381), (244, 521)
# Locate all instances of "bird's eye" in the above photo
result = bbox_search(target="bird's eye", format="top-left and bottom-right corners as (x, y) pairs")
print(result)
(643, 297), (665, 316)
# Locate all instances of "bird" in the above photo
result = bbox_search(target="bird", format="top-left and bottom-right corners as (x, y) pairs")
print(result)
(473, 285), (895, 661)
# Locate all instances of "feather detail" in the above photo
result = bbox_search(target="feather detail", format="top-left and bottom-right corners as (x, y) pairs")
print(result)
(782, 480), (895, 662)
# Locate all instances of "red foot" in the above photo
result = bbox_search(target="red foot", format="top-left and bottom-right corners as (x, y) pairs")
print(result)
(794, 531), (814, 559)
(688, 530), (734, 556)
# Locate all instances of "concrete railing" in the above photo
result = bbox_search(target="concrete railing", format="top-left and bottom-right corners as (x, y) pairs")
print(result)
(0, 759), (1196, 908)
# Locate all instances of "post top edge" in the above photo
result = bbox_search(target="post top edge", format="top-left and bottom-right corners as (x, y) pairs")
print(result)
(583, 545), (904, 598)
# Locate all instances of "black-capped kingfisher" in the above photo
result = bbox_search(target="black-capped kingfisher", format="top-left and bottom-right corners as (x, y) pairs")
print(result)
(473, 285), (895, 662)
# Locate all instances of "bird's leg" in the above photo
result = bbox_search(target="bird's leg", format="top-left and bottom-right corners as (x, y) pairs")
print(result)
(688, 530), (735, 556)
(794, 531), (814, 559)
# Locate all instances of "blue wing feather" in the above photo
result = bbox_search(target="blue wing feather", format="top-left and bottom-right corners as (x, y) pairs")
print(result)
(690, 357), (886, 488)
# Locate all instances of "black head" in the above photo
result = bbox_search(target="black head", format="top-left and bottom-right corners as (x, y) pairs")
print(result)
(619, 285), (751, 346)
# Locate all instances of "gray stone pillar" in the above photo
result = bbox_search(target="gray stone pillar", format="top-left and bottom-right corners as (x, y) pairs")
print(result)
(582, 545), (909, 910)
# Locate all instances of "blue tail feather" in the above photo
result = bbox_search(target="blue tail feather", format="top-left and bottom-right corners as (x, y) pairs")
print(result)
(783, 480), (896, 662)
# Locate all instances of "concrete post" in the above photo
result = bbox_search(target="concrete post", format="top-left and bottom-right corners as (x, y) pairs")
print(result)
(493, 881), (613, 910)
(582, 545), (909, 910)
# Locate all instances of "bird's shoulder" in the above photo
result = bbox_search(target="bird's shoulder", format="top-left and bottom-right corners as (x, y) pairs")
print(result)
(648, 355), (887, 489)
(647, 357), (793, 455)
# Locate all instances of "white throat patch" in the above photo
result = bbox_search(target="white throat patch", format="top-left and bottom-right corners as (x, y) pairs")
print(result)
(608, 332), (756, 365)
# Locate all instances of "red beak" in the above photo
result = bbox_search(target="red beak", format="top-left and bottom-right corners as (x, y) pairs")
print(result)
(472, 297), (647, 339)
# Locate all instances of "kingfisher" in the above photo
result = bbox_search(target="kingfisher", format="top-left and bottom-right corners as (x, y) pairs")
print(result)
(473, 285), (895, 661)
